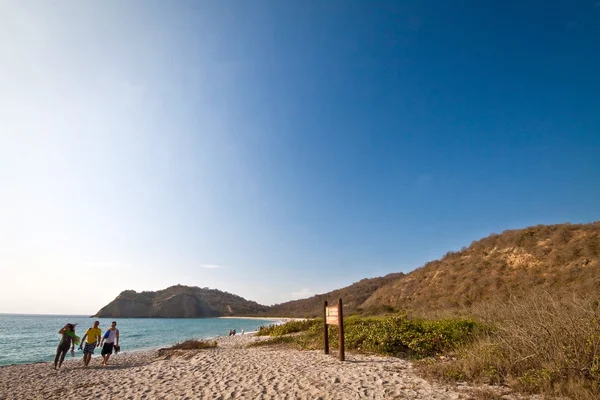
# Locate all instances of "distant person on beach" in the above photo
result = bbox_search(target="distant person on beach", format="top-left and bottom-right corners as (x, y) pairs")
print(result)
(241, 329), (244, 335)
(79, 320), (102, 367)
(54, 323), (78, 370)
(99, 321), (119, 366)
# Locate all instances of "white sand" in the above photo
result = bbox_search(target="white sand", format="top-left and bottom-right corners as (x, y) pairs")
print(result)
(0, 334), (532, 399)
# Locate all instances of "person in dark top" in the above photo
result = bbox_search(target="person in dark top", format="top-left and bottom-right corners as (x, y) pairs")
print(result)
(54, 323), (76, 370)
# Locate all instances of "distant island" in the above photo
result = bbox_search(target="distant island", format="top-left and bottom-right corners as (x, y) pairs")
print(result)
(96, 222), (599, 318)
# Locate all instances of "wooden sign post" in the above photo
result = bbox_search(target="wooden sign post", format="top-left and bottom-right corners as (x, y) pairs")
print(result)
(323, 298), (345, 361)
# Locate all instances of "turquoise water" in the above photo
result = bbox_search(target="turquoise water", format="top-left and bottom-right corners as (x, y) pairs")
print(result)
(0, 314), (277, 366)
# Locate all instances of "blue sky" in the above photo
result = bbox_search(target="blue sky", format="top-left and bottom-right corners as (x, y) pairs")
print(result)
(1, 1), (599, 314)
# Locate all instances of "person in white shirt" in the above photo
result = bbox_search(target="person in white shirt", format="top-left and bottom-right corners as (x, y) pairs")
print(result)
(99, 321), (120, 366)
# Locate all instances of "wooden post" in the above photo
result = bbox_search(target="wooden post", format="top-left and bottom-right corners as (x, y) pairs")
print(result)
(338, 298), (345, 361)
(323, 300), (329, 355)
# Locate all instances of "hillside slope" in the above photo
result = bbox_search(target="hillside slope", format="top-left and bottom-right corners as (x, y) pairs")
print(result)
(95, 285), (268, 318)
(363, 222), (600, 312)
(264, 273), (404, 318)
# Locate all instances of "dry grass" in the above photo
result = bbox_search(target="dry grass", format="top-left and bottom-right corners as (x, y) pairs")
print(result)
(157, 339), (218, 358)
(419, 292), (600, 399)
(164, 339), (218, 351)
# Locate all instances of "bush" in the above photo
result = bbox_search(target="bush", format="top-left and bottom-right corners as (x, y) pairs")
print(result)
(255, 315), (478, 358)
(256, 319), (320, 336)
(336, 316), (478, 358)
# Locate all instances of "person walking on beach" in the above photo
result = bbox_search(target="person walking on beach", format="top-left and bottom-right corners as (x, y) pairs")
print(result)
(54, 323), (78, 370)
(99, 321), (119, 366)
(79, 320), (102, 367)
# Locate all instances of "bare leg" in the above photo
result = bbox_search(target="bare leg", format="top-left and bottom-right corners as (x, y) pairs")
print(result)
(104, 354), (111, 365)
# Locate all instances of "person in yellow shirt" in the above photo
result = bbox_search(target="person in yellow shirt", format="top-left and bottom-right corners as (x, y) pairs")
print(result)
(79, 320), (102, 367)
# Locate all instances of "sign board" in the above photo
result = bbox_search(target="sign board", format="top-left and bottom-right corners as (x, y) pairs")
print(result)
(323, 299), (345, 361)
(325, 306), (339, 325)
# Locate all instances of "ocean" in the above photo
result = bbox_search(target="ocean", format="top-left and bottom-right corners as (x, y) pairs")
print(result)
(0, 314), (278, 366)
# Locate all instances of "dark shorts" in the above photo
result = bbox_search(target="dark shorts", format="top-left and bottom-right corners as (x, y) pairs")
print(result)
(101, 342), (114, 355)
(83, 343), (97, 355)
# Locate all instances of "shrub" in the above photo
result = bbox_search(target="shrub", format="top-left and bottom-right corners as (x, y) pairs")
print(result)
(256, 315), (479, 358)
(256, 319), (320, 336)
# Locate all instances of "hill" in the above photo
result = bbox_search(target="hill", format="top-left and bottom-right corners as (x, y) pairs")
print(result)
(95, 222), (599, 318)
(363, 222), (600, 312)
(263, 273), (405, 318)
(94, 285), (268, 318)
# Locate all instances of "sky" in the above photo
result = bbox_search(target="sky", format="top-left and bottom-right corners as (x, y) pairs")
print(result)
(1, 1), (599, 315)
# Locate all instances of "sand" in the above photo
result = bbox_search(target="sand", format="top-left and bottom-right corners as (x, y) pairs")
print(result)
(0, 334), (532, 400)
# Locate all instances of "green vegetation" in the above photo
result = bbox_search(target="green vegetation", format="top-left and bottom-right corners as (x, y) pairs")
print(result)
(256, 320), (319, 336)
(255, 316), (478, 358)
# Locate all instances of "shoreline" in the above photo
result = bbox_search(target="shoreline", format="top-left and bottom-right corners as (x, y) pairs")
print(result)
(0, 316), (286, 368)
(0, 332), (262, 369)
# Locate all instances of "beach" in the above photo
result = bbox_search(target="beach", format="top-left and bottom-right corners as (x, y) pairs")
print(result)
(0, 334), (528, 400)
